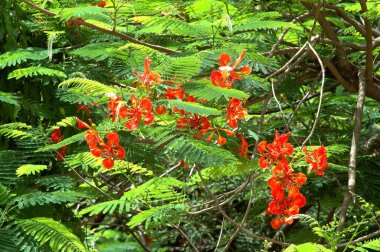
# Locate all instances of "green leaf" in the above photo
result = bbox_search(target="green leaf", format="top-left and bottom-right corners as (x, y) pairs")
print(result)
(283, 243), (332, 252)
(163, 100), (221, 116)
(16, 217), (88, 252)
(183, 81), (249, 101)
(0, 48), (48, 69)
(8, 67), (67, 80)
(16, 164), (47, 177)
(35, 132), (85, 152)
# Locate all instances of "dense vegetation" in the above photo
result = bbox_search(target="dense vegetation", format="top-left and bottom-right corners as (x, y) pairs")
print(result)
(0, 0), (380, 251)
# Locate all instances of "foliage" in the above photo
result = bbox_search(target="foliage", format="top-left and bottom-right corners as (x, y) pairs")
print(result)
(1, 0), (380, 251)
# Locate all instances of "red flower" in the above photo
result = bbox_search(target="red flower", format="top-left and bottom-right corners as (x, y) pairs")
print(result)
(236, 133), (249, 158)
(107, 96), (128, 122)
(165, 88), (184, 99)
(176, 113), (210, 139)
(98, 1), (106, 7)
(185, 95), (197, 103)
(50, 129), (66, 161)
(217, 135), (227, 145)
(304, 146), (328, 175)
(226, 98), (247, 128)
(125, 95), (154, 130)
(102, 158), (114, 169)
(210, 50), (251, 88)
(155, 105), (166, 115)
(77, 118), (91, 129)
(270, 217), (282, 229)
(57, 146), (67, 161)
(133, 58), (161, 92)
(51, 129), (62, 143)
(258, 131), (294, 168)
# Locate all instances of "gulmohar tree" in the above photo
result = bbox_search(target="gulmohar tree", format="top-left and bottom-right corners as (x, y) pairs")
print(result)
(0, 0), (380, 251)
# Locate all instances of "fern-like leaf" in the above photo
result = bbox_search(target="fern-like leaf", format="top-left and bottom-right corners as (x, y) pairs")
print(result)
(0, 48), (48, 69)
(16, 217), (88, 252)
(127, 203), (187, 228)
(234, 21), (299, 32)
(162, 100), (221, 116)
(16, 164), (48, 177)
(8, 66), (67, 80)
(59, 78), (115, 95)
(35, 132), (85, 152)
(0, 91), (19, 106)
(163, 136), (237, 166)
(183, 80), (249, 101)
(14, 191), (86, 209)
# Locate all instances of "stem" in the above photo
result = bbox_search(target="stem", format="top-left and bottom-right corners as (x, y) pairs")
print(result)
(338, 70), (366, 231)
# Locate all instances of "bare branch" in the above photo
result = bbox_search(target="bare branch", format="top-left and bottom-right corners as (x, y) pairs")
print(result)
(338, 70), (366, 231)
(336, 230), (380, 248)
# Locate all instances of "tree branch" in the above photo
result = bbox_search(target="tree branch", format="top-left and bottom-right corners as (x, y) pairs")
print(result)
(338, 70), (366, 231)
(18, 0), (180, 54)
(336, 230), (380, 248)
(195, 166), (289, 246)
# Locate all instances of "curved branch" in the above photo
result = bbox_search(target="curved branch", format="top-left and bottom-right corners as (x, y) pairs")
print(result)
(338, 70), (366, 231)
(18, 0), (180, 54)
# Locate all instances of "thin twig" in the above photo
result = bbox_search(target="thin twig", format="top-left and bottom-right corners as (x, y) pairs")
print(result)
(223, 174), (255, 251)
(160, 161), (182, 177)
(268, 12), (313, 57)
(195, 166), (290, 246)
(171, 224), (200, 252)
(336, 230), (380, 248)
(214, 218), (225, 252)
(298, 41), (326, 150)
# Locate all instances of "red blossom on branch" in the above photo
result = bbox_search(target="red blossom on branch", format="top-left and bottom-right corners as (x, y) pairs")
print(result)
(77, 118), (126, 169)
(125, 94), (155, 130)
(258, 131), (293, 168)
(165, 88), (184, 99)
(210, 50), (251, 88)
(51, 129), (66, 161)
(133, 58), (161, 92)
(226, 98), (247, 128)
(304, 146), (329, 175)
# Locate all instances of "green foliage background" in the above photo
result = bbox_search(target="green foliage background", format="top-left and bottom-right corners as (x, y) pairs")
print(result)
(0, 0), (380, 251)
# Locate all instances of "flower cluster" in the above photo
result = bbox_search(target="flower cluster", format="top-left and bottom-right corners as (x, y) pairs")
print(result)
(226, 98), (248, 128)
(210, 50), (251, 89)
(133, 58), (161, 92)
(304, 146), (329, 175)
(77, 118), (126, 169)
(51, 129), (66, 161)
(258, 131), (328, 229)
(107, 94), (154, 130)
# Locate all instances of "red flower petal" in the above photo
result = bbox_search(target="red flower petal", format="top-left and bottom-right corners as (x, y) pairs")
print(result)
(126, 120), (139, 130)
(98, 1), (106, 7)
(102, 158), (114, 169)
(217, 135), (227, 145)
(155, 105), (166, 115)
(51, 129), (61, 143)
(218, 53), (231, 66)
(240, 66), (251, 75)
(294, 173), (307, 185)
(107, 132), (119, 145)
(116, 146), (126, 159)
(77, 118), (90, 129)
(270, 217), (282, 229)
(90, 147), (102, 157)
(144, 112), (154, 125)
